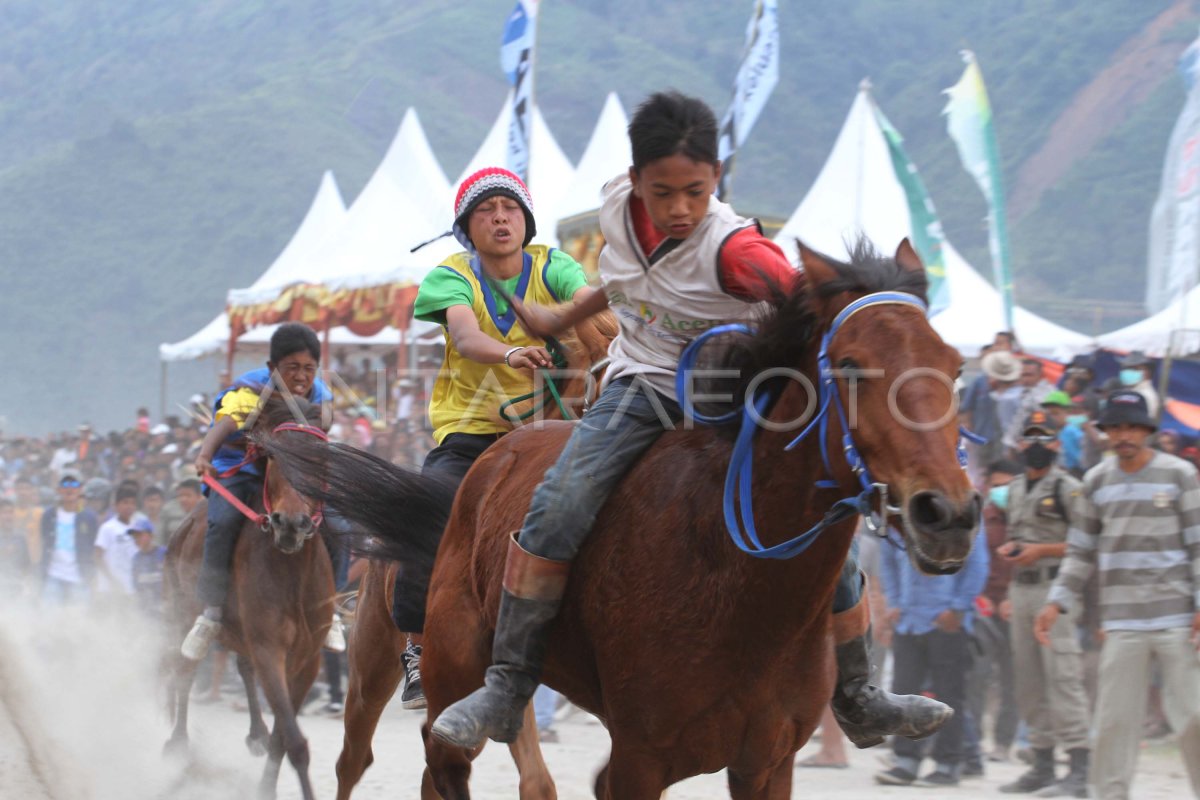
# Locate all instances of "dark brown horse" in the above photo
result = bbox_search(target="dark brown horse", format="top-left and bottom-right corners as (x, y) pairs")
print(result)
(286, 312), (617, 800)
(163, 395), (338, 800)
(410, 240), (977, 798)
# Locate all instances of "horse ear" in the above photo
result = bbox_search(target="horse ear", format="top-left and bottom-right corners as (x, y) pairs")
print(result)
(894, 238), (924, 273)
(796, 239), (839, 288)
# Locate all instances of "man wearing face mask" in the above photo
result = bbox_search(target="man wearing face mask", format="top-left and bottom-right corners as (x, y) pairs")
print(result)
(1116, 351), (1159, 421)
(996, 410), (1091, 797)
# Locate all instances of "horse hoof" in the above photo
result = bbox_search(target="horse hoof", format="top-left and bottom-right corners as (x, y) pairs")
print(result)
(162, 737), (188, 759)
(246, 734), (269, 757)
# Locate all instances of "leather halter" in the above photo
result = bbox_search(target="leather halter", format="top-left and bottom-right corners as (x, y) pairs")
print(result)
(201, 422), (328, 533)
(678, 291), (978, 559)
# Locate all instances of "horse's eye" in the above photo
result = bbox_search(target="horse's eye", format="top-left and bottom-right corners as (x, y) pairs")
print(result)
(838, 357), (858, 371)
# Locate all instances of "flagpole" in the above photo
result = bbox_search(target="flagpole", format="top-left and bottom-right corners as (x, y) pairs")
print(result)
(529, 0), (540, 175)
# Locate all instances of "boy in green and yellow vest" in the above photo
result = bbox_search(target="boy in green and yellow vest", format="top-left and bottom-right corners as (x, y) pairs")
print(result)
(394, 167), (590, 708)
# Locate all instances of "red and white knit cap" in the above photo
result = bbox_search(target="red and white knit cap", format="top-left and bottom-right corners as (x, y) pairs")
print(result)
(452, 167), (536, 251)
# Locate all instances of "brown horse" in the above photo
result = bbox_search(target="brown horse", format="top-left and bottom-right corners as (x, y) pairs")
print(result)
(405, 239), (979, 798)
(163, 395), (337, 800)
(265, 242), (978, 798)
(319, 312), (616, 800)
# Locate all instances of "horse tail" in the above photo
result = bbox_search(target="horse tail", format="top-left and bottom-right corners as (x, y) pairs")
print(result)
(253, 431), (456, 575)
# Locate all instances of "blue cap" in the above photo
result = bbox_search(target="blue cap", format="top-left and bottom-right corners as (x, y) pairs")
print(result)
(127, 517), (154, 534)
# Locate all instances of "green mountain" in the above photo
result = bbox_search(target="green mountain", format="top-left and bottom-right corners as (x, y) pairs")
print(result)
(0, 0), (1193, 434)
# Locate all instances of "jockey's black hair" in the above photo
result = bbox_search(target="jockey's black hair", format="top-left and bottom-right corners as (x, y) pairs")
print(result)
(629, 91), (719, 171)
(269, 322), (321, 365)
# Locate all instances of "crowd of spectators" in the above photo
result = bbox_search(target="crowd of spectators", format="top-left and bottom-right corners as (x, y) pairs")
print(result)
(0, 351), (437, 610)
(796, 331), (1200, 799)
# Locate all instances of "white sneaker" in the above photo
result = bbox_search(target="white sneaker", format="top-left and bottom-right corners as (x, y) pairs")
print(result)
(324, 613), (346, 653)
(181, 615), (222, 661)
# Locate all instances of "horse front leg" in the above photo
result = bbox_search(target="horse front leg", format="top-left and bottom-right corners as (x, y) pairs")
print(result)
(728, 757), (794, 800)
(595, 742), (668, 800)
(508, 703), (556, 799)
(237, 652), (270, 756)
(252, 644), (316, 800)
(336, 579), (407, 800)
(162, 654), (198, 758)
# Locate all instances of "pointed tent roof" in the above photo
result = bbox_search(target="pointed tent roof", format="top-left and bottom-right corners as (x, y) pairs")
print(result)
(773, 86), (1093, 360)
(455, 92), (575, 246)
(305, 109), (460, 293)
(556, 92), (632, 222)
(1094, 284), (1200, 356)
(160, 171), (348, 361)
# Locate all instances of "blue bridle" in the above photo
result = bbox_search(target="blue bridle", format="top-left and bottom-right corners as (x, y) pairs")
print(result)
(676, 290), (982, 560)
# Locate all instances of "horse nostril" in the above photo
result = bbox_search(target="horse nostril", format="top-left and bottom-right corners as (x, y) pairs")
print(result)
(908, 490), (955, 531)
(270, 512), (284, 529)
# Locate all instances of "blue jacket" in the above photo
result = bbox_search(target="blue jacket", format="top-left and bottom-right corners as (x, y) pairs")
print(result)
(211, 367), (332, 476)
(879, 526), (989, 635)
(40, 505), (100, 583)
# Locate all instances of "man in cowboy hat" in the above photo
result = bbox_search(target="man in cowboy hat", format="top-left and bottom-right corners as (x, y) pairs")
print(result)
(962, 350), (1022, 475)
(1036, 391), (1200, 799)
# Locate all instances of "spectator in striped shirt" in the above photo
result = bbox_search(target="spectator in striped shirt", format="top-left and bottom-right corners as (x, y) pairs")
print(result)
(1035, 390), (1200, 800)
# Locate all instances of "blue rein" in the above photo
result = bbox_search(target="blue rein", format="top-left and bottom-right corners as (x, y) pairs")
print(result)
(677, 291), (977, 560)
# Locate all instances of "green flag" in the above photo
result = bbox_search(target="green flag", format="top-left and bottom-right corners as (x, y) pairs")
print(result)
(872, 100), (949, 315)
(943, 50), (1014, 329)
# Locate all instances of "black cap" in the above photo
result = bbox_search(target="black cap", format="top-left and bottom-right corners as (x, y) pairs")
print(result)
(1097, 390), (1156, 431)
(1022, 409), (1059, 436)
(1067, 354), (1095, 373)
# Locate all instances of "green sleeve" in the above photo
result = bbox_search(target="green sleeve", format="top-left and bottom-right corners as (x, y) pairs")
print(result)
(545, 249), (590, 302)
(414, 266), (474, 325)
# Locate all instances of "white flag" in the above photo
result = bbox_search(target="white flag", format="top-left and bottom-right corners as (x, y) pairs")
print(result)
(717, 0), (779, 198)
(500, 0), (538, 183)
(1147, 29), (1200, 313)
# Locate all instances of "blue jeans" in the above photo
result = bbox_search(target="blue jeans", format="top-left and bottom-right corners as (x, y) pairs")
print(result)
(42, 576), (87, 606)
(197, 472), (261, 609)
(517, 377), (682, 561)
(516, 376), (865, 607)
(533, 684), (558, 730)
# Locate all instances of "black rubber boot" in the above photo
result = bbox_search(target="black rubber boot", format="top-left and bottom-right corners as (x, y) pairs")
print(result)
(830, 630), (954, 749)
(430, 589), (559, 748)
(1034, 748), (1089, 798)
(999, 747), (1057, 794)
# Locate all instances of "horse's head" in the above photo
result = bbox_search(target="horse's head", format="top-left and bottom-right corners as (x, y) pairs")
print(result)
(248, 395), (328, 554)
(796, 238), (979, 573)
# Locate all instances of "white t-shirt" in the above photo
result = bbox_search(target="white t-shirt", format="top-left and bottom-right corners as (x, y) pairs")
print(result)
(46, 508), (81, 584)
(94, 514), (145, 594)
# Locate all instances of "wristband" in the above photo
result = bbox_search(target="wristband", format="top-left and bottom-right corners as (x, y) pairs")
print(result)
(503, 346), (524, 367)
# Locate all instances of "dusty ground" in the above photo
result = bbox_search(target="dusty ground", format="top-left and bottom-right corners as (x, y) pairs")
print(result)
(0, 604), (1193, 799)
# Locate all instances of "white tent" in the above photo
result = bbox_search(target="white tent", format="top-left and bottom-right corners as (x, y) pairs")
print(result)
(267, 108), (457, 296)
(1095, 285), (1200, 356)
(555, 92), (632, 223)
(773, 85), (1094, 360)
(455, 93), (575, 247)
(160, 171), (348, 362)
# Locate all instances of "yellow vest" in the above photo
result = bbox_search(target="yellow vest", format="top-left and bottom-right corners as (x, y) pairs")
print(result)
(428, 247), (561, 443)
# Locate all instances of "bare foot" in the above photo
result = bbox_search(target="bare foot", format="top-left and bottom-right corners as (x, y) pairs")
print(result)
(797, 752), (849, 769)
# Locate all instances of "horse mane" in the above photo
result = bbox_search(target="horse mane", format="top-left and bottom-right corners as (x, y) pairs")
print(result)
(248, 392), (323, 432)
(557, 307), (618, 368)
(252, 431), (455, 573)
(717, 237), (928, 429)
